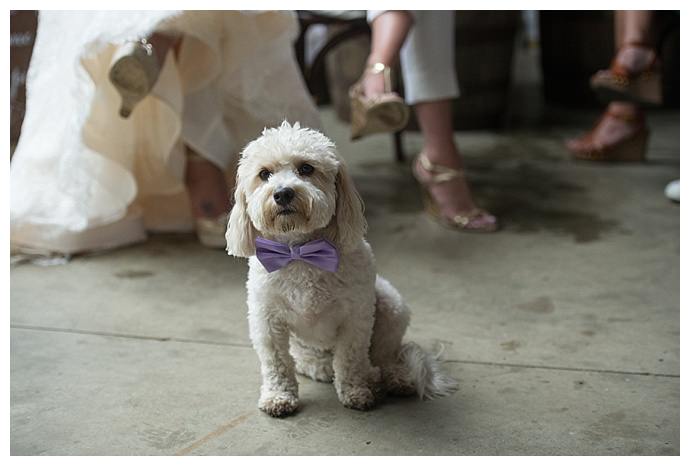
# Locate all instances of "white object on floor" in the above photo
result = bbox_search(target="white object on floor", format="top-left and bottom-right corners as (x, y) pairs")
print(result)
(665, 179), (680, 202)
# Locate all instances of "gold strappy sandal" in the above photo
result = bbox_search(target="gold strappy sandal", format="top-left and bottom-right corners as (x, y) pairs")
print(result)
(349, 62), (410, 140)
(413, 153), (498, 233)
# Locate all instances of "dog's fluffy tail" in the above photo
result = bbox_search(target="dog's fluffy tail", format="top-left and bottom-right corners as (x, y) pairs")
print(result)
(398, 341), (458, 400)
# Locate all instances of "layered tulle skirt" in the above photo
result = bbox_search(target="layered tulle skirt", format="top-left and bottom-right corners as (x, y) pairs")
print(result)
(11, 10), (321, 255)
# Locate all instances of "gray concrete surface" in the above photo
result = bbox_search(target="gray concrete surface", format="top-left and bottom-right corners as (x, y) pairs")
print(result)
(10, 108), (679, 455)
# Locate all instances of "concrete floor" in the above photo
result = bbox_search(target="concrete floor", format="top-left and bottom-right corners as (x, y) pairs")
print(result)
(10, 108), (679, 455)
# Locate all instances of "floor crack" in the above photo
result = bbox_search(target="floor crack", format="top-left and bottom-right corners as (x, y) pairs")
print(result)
(444, 358), (679, 378)
(11, 324), (679, 379)
(10, 323), (253, 349)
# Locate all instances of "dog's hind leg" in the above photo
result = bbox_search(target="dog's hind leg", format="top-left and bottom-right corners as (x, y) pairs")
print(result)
(370, 276), (417, 397)
(290, 338), (334, 383)
(372, 276), (459, 400)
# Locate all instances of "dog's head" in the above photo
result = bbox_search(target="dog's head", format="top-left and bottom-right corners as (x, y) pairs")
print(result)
(226, 121), (366, 258)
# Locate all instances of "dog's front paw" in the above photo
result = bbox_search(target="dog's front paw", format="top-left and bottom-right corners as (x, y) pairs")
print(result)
(338, 385), (378, 411)
(258, 391), (299, 418)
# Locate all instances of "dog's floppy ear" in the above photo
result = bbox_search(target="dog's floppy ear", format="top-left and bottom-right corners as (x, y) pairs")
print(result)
(225, 183), (257, 258)
(330, 156), (367, 251)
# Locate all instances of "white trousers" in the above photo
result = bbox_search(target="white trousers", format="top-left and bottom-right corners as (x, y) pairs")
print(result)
(368, 10), (459, 104)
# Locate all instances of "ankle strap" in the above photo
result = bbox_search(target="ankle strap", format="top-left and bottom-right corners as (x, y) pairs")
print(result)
(133, 37), (154, 56)
(611, 43), (659, 77)
(418, 153), (464, 183)
(604, 109), (645, 124)
(364, 62), (393, 93)
(620, 41), (656, 51)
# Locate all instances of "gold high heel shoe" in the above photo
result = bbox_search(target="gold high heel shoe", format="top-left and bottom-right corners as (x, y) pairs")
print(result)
(349, 62), (410, 140)
(412, 153), (498, 233)
(109, 38), (161, 118)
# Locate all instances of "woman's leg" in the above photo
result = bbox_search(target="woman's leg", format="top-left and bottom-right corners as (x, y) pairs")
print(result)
(617, 10), (655, 47)
(567, 11), (656, 155)
(361, 11), (413, 98)
(147, 34), (231, 221)
(361, 10), (495, 229)
(185, 149), (231, 219)
(614, 10), (657, 75)
(413, 100), (495, 225)
(402, 12), (496, 228)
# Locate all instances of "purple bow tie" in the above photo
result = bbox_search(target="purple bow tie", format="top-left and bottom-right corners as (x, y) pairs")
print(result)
(254, 237), (339, 273)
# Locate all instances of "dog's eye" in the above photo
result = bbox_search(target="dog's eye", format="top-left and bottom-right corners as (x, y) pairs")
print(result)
(298, 163), (314, 176)
(258, 169), (272, 181)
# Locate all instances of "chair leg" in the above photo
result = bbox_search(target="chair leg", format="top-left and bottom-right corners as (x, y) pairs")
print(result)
(393, 131), (405, 163)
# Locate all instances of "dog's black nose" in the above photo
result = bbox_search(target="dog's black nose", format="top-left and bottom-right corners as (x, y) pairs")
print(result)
(273, 187), (295, 206)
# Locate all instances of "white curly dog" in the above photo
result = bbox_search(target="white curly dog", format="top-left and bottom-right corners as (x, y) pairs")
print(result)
(226, 122), (457, 417)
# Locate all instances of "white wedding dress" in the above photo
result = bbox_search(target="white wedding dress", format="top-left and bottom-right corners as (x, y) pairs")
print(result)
(10, 10), (321, 255)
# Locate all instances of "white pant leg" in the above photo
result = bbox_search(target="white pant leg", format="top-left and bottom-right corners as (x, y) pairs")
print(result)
(400, 11), (459, 104)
